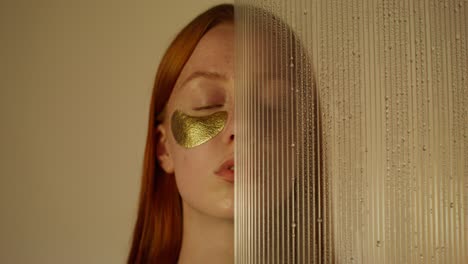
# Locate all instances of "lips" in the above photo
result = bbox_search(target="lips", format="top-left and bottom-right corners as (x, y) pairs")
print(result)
(215, 157), (234, 183)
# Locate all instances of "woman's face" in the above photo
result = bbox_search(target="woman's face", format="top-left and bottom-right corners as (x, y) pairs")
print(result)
(157, 23), (235, 219)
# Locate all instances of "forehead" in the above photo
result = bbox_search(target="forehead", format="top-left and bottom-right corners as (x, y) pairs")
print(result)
(173, 23), (234, 94)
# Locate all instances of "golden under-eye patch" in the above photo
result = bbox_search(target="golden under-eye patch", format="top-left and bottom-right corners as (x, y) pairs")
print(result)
(171, 110), (228, 148)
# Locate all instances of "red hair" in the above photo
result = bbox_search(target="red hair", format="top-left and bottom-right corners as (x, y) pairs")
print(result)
(127, 4), (234, 264)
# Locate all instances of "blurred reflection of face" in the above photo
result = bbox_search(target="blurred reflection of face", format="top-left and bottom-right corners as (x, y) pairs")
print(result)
(243, 20), (312, 213)
(158, 23), (235, 219)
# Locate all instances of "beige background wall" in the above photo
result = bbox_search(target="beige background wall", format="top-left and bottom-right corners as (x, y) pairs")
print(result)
(0, 0), (230, 263)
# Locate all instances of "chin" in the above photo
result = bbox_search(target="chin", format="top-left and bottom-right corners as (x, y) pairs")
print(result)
(217, 210), (234, 220)
(214, 198), (234, 219)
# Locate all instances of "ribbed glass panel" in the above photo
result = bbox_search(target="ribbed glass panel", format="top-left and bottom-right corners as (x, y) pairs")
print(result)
(234, 0), (467, 263)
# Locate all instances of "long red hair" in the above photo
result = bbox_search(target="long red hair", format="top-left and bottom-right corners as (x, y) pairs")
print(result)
(127, 4), (234, 264)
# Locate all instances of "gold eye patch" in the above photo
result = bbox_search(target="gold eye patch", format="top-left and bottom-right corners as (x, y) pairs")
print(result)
(171, 110), (228, 148)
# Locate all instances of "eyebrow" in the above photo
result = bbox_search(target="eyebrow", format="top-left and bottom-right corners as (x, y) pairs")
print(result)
(180, 71), (228, 89)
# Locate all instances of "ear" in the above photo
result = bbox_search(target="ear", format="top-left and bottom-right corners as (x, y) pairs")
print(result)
(156, 124), (175, 174)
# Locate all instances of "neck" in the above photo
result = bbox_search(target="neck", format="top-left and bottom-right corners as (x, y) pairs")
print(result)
(177, 201), (234, 264)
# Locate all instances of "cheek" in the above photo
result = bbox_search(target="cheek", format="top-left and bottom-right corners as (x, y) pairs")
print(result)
(173, 147), (210, 186)
(168, 139), (234, 218)
(170, 141), (216, 199)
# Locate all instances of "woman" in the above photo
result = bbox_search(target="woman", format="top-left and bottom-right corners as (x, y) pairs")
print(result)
(127, 4), (235, 264)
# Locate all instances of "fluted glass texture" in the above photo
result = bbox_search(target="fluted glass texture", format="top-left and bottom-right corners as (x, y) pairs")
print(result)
(234, 0), (467, 263)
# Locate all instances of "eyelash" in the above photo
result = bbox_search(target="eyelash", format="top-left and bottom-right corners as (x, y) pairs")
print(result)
(193, 104), (224, 111)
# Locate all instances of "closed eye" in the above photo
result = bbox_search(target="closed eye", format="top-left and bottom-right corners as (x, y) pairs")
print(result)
(193, 104), (224, 111)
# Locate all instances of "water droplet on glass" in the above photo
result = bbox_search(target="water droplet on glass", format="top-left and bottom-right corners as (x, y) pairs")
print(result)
(317, 218), (323, 223)
(376, 240), (382, 247)
(291, 222), (297, 228)
(290, 63), (295, 68)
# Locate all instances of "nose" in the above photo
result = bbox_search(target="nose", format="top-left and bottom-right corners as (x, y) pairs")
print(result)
(222, 109), (235, 144)
(223, 84), (235, 144)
